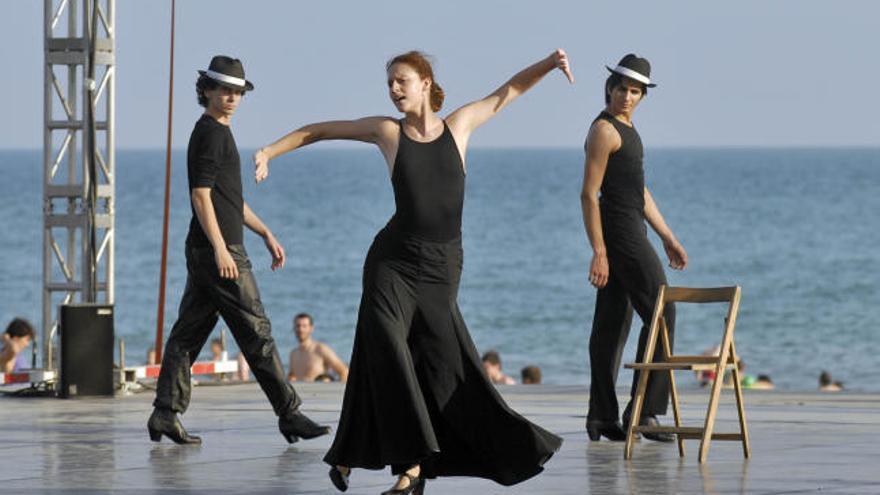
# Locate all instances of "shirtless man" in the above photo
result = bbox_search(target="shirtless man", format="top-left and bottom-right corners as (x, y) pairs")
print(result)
(481, 350), (516, 385)
(288, 313), (348, 383)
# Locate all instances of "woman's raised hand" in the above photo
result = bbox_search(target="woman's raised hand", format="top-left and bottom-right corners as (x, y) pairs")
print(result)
(254, 148), (270, 183)
(552, 49), (575, 84)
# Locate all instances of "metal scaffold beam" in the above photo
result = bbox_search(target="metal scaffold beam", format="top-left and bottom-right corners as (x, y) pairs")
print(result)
(43, 0), (115, 370)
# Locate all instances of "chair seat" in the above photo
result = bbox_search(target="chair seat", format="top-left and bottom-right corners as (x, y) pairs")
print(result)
(625, 354), (739, 370)
(633, 425), (744, 441)
(624, 362), (734, 371)
(666, 355), (739, 365)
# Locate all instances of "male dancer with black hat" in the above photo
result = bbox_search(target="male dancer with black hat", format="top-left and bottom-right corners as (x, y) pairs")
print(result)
(148, 55), (330, 445)
(580, 54), (688, 443)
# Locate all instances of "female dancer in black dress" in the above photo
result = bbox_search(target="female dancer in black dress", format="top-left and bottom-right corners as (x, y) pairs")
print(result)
(255, 49), (573, 494)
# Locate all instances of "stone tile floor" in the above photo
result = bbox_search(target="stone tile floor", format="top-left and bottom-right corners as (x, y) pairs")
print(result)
(2, 383), (878, 494)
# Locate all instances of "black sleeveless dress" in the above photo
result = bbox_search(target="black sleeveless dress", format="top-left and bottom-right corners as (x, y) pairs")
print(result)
(324, 121), (562, 485)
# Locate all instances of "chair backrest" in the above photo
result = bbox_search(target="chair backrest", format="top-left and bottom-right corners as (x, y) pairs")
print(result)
(664, 286), (739, 304)
(662, 286), (741, 334)
(643, 285), (742, 368)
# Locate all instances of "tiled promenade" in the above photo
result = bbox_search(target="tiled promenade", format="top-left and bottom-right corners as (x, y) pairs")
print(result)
(2, 382), (878, 494)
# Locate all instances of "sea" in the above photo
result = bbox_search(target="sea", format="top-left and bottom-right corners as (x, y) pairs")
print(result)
(2, 147), (878, 392)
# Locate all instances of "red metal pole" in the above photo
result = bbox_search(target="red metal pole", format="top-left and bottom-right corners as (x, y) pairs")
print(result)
(155, 0), (176, 363)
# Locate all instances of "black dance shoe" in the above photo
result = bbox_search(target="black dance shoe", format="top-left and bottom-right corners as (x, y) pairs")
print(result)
(380, 472), (425, 495)
(278, 409), (331, 443)
(329, 465), (350, 492)
(624, 414), (675, 443)
(147, 408), (202, 445)
(586, 419), (627, 441)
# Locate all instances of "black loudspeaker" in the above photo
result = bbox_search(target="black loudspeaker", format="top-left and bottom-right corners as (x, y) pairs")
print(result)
(60, 303), (115, 398)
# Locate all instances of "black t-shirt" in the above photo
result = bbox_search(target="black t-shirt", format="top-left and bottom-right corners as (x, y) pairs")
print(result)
(185, 114), (244, 248)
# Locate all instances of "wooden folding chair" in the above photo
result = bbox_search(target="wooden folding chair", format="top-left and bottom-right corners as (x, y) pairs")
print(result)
(623, 285), (750, 463)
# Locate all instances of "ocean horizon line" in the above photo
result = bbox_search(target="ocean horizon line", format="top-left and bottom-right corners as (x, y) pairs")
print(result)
(1, 144), (879, 153)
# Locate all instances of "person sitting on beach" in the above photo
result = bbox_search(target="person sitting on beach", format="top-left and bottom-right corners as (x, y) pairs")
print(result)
(724, 360), (752, 388)
(209, 337), (225, 361)
(749, 374), (775, 390)
(146, 347), (157, 366)
(694, 345), (721, 387)
(234, 353), (250, 382)
(288, 313), (348, 383)
(521, 365), (542, 385)
(481, 350), (516, 385)
(1, 318), (35, 373)
(819, 370), (844, 392)
(208, 335), (250, 381)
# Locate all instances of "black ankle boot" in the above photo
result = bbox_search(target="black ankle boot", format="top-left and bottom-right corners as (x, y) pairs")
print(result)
(278, 409), (331, 443)
(623, 414), (675, 443)
(586, 419), (627, 441)
(147, 408), (202, 445)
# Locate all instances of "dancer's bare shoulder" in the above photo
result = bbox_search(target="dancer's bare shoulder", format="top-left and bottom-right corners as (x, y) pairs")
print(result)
(586, 119), (621, 154)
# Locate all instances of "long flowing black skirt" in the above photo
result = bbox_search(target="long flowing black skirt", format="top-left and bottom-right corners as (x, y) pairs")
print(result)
(324, 226), (562, 486)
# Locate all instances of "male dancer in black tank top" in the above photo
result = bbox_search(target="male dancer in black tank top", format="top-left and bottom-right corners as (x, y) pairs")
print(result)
(579, 54), (688, 443)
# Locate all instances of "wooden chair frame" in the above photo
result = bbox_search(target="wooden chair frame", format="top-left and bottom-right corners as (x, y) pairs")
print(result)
(623, 285), (750, 463)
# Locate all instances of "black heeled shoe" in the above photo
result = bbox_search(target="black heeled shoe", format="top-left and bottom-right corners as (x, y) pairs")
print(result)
(380, 472), (425, 495)
(278, 409), (331, 443)
(147, 408), (202, 445)
(586, 419), (627, 441)
(329, 465), (350, 492)
(624, 414), (675, 443)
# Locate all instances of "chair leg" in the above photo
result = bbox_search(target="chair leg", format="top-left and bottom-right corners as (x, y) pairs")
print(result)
(699, 362), (726, 463)
(730, 342), (751, 459)
(668, 368), (685, 457)
(660, 321), (685, 458)
(625, 288), (664, 460)
(625, 367), (650, 460)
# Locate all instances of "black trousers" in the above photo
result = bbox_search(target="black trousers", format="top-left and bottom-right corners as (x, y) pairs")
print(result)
(154, 244), (301, 416)
(324, 226), (561, 486)
(588, 212), (675, 422)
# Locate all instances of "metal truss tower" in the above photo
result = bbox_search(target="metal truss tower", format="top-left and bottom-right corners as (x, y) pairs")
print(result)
(42, 0), (115, 370)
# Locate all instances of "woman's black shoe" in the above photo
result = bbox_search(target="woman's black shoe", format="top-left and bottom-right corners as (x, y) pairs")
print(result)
(147, 408), (202, 445)
(586, 419), (627, 441)
(329, 465), (350, 492)
(380, 472), (425, 495)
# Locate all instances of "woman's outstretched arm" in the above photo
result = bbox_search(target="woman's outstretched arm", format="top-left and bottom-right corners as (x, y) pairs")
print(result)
(254, 117), (398, 182)
(446, 49), (573, 150)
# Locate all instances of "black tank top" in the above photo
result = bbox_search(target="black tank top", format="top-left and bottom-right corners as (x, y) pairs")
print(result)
(389, 120), (465, 242)
(593, 111), (645, 213)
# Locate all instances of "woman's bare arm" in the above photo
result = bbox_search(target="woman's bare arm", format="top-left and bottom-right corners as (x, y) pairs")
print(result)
(446, 49), (573, 160)
(254, 117), (399, 182)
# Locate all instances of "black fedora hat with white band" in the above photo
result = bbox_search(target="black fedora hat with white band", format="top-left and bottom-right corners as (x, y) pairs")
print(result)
(606, 53), (656, 88)
(198, 55), (255, 92)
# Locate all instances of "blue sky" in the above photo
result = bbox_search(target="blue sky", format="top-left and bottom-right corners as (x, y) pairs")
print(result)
(4, 1), (879, 149)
